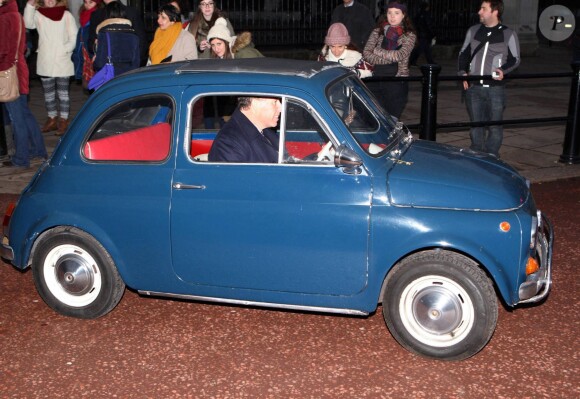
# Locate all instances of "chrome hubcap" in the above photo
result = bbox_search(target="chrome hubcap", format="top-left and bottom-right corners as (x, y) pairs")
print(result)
(55, 254), (94, 296)
(412, 286), (463, 335)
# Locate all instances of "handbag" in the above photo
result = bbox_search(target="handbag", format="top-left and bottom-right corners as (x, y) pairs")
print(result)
(0, 18), (22, 103)
(81, 46), (95, 90)
(88, 33), (115, 91)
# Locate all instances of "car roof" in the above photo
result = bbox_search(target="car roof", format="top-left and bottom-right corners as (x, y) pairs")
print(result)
(174, 58), (343, 79)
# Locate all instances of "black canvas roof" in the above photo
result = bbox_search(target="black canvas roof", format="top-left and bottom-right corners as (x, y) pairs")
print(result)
(175, 57), (342, 78)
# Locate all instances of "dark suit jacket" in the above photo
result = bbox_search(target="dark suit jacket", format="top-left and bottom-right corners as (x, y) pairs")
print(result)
(331, 1), (375, 51)
(88, 2), (148, 66)
(208, 108), (279, 163)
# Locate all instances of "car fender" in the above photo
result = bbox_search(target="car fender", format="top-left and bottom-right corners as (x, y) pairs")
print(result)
(16, 211), (137, 288)
(368, 207), (524, 307)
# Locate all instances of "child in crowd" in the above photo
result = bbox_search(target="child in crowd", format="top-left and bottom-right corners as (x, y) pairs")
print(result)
(319, 23), (373, 79)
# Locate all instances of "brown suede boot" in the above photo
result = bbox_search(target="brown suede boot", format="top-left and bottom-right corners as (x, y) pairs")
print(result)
(41, 117), (58, 133)
(56, 118), (69, 136)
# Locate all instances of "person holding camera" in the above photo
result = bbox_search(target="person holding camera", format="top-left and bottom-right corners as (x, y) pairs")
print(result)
(458, 0), (520, 157)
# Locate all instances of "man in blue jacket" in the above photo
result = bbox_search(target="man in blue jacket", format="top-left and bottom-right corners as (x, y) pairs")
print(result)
(209, 97), (281, 163)
(458, 0), (520, 157)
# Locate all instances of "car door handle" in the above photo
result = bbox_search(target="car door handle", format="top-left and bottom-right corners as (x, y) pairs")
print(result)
(172, 183), (206, 190)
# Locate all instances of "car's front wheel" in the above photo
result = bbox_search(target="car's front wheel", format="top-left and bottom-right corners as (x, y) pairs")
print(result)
(32, 227), (125, 319)
(382, 250), (498, 360)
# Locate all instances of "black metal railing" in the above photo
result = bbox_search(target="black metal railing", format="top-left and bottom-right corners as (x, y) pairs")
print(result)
(133, 0), (479, 48)
(399, 62), (580, 164)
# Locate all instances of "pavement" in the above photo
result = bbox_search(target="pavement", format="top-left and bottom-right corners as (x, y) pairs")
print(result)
(0, 43), (579, 194)
(1, 177), (579, 398)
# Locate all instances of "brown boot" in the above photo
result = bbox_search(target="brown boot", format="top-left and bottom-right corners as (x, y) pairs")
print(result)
(41, 117), (58, 133)
(56, 118), (69, 136)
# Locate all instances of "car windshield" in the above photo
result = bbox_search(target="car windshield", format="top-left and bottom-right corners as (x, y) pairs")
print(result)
(327, 76), (405, 156)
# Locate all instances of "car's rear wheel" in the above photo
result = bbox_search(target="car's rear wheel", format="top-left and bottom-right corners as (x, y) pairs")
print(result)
(382, 250), (498, 360)
(32, 227), (125, 319)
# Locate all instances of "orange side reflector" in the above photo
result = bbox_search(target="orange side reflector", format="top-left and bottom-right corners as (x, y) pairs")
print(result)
(526, 257), (540, 275)
(499, 222), (511, 232)
(2, 202), (15, 229)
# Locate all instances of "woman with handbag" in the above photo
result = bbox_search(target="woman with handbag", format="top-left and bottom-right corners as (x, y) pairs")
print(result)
(24, 0), (78, 136)
(72, 0), (103, 88)
(0, 0), (48, 168)
(93, 1), (140, 79)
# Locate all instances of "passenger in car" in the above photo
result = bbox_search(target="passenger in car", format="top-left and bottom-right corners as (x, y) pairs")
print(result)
(208, 97), (281, 163)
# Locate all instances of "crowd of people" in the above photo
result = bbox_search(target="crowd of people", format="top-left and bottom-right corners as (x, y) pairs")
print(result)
(0, 0), (520, 168)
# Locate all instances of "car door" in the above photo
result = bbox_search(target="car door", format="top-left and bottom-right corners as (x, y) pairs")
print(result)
(170, 88), (372, 296)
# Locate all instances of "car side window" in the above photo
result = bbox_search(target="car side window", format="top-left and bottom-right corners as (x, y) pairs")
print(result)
(281, 99), (333, 163)
(189, 95), (333, 164)
(83, 96), (173, 162)
(189, 94), (237, 162)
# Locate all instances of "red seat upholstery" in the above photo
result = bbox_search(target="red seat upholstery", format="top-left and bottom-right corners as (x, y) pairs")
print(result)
(190, 139), (324, 160)
(190, 140), (214, 157)
(84, 123), (171, 161)
(286, 142), (323, 158)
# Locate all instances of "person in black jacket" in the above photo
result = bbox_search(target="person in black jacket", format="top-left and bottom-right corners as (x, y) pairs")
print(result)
(457, 0), (520, 157)
(208, 97), (281, 163)
(409, 1), (435, 65)
(330, 0), (375, 51)
(88, 0), (147, 66)
(93, 1), (139, 76)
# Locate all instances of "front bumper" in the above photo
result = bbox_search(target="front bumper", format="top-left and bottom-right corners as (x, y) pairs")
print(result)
(518, 213), (553, 304)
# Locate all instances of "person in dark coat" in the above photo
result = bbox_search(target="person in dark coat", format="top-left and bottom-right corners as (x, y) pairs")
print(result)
(93, 1), (139, 76)
(330, 0), (375, 51)
(409, 1), (436, 65)
(88, 0), (147, 66)
(208, 97), (281, 163)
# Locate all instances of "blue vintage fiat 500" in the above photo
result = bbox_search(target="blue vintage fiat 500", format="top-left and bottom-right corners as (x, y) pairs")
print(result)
(1, 59), (552, 360)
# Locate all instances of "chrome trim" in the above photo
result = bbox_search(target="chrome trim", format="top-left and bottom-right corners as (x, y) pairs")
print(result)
(518, 213), (553, 304)
(138, 291), (369, 316)
(173, 183), (206, 190)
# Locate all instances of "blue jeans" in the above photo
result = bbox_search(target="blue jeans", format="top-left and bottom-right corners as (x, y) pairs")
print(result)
(4, 95), (48, 167)
(465, 85), (506, 156)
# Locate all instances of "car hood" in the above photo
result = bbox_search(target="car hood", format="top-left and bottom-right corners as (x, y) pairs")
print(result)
(387, 140), (529, 211)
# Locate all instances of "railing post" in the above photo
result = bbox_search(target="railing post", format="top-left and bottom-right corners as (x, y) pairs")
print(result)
(559, 62), (580, 164)
(419, 64), (441, 141)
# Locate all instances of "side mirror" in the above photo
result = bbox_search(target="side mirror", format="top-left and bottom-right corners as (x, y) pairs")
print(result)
(334, 144), (362, 175)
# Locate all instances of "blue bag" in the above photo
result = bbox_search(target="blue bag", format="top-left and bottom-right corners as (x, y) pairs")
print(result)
(88, 33), (115, 91)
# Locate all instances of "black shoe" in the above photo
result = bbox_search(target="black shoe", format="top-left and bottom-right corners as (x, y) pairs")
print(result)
(1, 161), (29, 168)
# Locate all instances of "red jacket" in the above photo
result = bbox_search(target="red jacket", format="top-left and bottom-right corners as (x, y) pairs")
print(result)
(0, 0), (29, 95)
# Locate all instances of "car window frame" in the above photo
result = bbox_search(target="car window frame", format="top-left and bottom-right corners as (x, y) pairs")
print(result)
(187, 92), (338, 166)
(81, 93), (176, 164)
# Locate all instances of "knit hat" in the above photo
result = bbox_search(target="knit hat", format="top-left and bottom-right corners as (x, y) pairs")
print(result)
(207, 17), (234, 44)
(324, 23), (351, 46)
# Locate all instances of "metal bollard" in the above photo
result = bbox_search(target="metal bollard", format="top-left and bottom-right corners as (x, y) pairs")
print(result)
(419, 64), (442, 141)
(559, 62), (580, 164)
